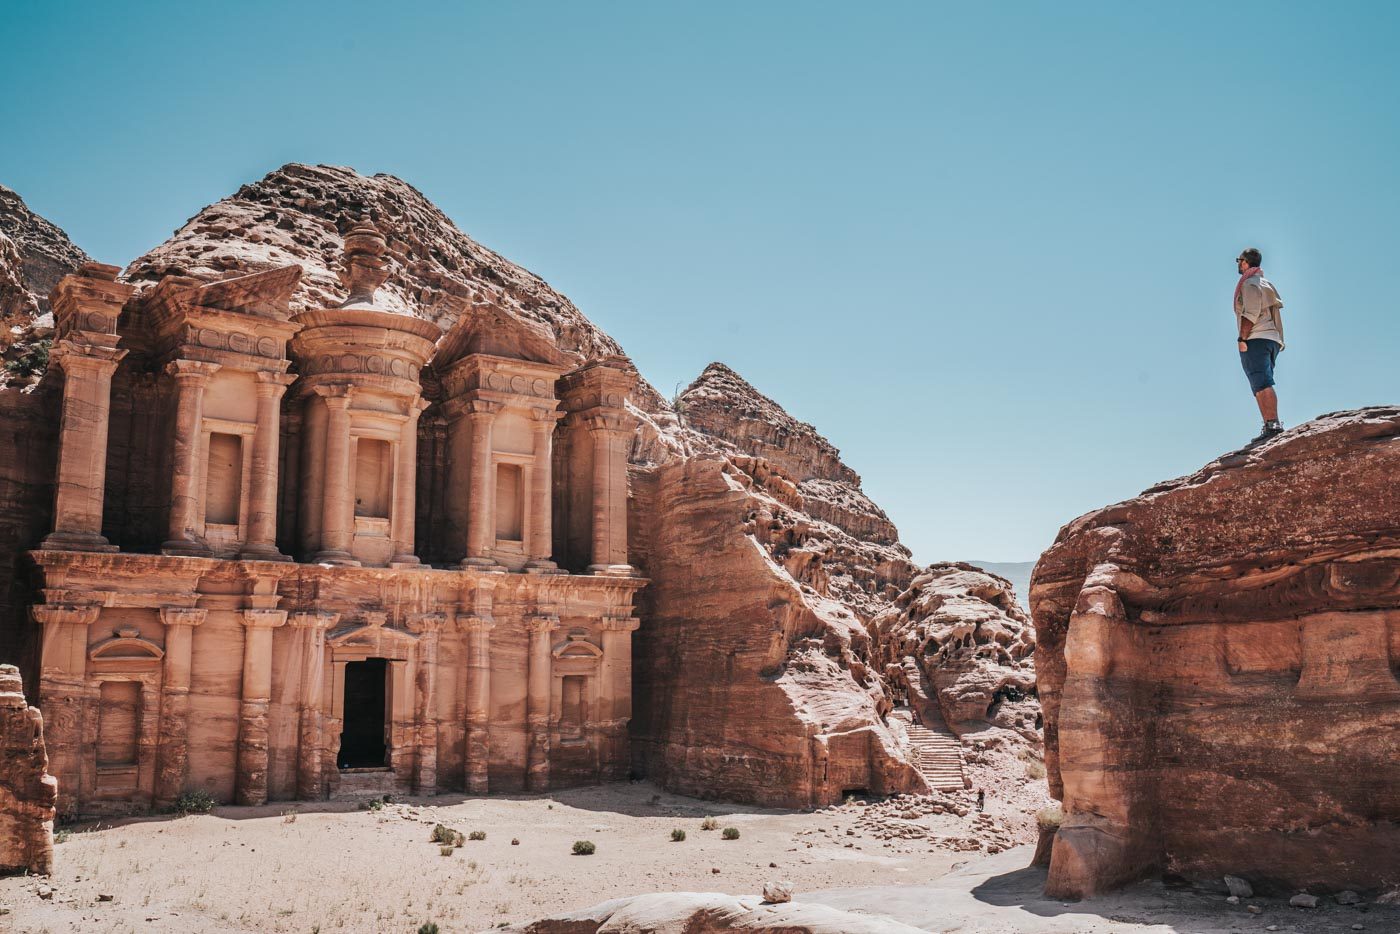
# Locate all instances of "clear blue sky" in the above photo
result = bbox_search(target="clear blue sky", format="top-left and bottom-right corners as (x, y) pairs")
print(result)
(2, 2), (1396, 562)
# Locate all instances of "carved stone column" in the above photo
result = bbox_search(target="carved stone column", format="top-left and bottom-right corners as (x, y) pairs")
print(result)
(460, 614), (494, 794)
(526, 612), (559, 792)
(155, 607), (207, 807)
(462, 401), (502, 567)
(41, 345), (127, 552)
(32, 604), (101, 813)
(236, 608), (287, 806)
(408, 612), (445, 794)
(585, 414), (634, 574)
(390, 399), (429, 567)
(241, 372), (296, 560)
(162, 359), (221, 556)
(525, 414), (560, 571)
(598, 615), (641, 781)
(313, 386), (358, 565)
(289, 611), (337, 800)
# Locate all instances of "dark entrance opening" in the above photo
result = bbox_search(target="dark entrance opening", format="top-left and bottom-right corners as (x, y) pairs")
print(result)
(339, 658), (388, 769)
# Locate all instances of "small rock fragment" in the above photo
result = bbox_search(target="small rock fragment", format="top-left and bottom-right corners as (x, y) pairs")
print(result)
(762, 880), (794, 904)
(97, 893), (114, 902)
(1336, 890), (1361, 905)
(1289, 893), (1318, 908)
(1226, 895), (1239, 904)
(1247, 905), (1262, 914)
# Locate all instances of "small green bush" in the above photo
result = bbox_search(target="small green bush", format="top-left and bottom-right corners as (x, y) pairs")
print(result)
(174, 789), (216, 815)
(721, 827), (740, 840)
(54, 829), (71, 844)
(366, 799), (384, 811)
(431, 824), (464, 847)
(670, 828), (686, 842)
(572, 840), (596, 855)
(418, 924), (440, 934)
(468, 830), (486, 841)
(700, 817), (719, 831)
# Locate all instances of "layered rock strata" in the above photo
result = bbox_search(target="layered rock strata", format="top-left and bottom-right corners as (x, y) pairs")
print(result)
(0, 164), (945, 810)
(0, 663), (56, 875)
(1031, 407), (1400, 898)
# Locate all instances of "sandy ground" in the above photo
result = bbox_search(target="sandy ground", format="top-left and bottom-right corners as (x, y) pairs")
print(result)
(0, 781), (987, 933)
(806, 846), (1400, 934)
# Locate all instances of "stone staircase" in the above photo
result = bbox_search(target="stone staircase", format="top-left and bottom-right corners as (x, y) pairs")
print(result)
(896, 656), (966, 792)
(907, 719), (965, 791)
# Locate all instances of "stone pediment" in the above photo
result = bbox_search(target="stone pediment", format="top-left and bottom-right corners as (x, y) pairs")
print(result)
(89, 627), (164, 662)
(328, 613), (420, 652)
(192, 265), (303, 319)
(434, 294), (569, 371)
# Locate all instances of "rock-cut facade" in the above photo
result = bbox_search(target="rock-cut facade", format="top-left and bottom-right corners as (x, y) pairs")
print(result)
(27, 222), (644, 815)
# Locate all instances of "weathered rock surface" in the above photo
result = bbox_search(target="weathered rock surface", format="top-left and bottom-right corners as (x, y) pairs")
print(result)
(0, 165), (947, 809)
(873, 563), (1037, 735)
(1032, 407), (1400, 898)
(0, 185), (89, 383)
(492, 890), (925, 933)
(0, 664), (56, 876)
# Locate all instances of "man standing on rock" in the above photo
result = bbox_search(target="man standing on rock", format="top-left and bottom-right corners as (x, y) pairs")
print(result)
(1234, 247), (1286, 444)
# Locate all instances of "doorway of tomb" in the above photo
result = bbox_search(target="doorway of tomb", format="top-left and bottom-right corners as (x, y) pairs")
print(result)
(338, 657), (389, 769)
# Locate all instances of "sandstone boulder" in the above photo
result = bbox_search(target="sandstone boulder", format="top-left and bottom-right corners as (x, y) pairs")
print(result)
(0, 664), (57, 876)
(492, 890), (924, 933)
(1032, 407), (1400, 898)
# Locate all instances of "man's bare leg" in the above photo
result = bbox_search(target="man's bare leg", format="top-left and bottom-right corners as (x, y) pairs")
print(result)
(1255, 387), (1278, 422)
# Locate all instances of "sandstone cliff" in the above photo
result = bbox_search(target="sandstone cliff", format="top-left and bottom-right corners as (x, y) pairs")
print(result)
(1031, 407), (1400, 897)
(0, 184), (89, 378)
(0, 164), (1024, 809)
(0, 663), (56, 876)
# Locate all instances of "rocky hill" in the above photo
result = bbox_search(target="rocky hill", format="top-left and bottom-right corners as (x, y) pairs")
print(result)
(0, 185), (89, 380)
(1031, 407), (1400, 896)
(0, 164), (1040, 808)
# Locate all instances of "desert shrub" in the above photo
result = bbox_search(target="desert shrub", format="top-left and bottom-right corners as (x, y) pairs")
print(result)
(418, 924), (440, 934)
(54, 829), (71, 844)
(174, 789), (216, 815)
(282, 808), (298, 824)
(366, 799), (383, 811)
(572, 840), (596, 855)
(1035, 804), (1064, 830)
(722, 827), (740, 840)
(431, 824), (465, 847)
(438, 845), (454, 857)
(1025, 761), (1047, 780)
(700, 817), (719, 831)
(670, 828), (686, 842)
(468, 830), (486, 841)
(511, 838), (520, 846)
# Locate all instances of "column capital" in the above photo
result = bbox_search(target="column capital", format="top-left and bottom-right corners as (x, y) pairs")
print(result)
(581, 410), (635, 436)
(31, 604), (101, 627)
(52, 339), (127, 374)
(165, 358), (221, 382)
(525, 613), (560, 634)
(466, 399), (504, 420)
(410, 396), (431, 416)
(599, 615), (641, 633)
(288, 611), (339, 630)
(456, 614), (496, 635)
(314, 383), (355, 407)
(241, 609), (288, 629)
(159, 607), (208, 628)
(406, 612), (448, 634)
(254, 370), (298, 395)
(529, 409), (566, 430)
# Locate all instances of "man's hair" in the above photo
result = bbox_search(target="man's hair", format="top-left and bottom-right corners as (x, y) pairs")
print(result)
(1239, 247), (1262, 267)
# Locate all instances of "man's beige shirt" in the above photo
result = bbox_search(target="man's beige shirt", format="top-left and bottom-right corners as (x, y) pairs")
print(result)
(1236, 275), (1285, 347)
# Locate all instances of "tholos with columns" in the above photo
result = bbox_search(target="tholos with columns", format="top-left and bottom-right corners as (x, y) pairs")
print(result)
(242, 372), (295, 560)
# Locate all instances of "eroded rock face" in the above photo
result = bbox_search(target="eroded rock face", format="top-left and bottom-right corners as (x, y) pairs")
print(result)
(873, 563), (1037, 734)
(1031, 407), (1400, 898)
(496, 890), (925, 933)
(0, 166), (931, 810)
(0, 664), (57, 876)
(0, 184), (89, 382)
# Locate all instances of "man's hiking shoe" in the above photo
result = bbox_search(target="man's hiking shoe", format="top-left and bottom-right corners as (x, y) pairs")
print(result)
(1248, 422), (1284, 446)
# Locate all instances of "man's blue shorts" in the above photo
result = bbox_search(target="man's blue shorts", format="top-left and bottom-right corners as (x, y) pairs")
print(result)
(1240, 338), (1280, 394)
